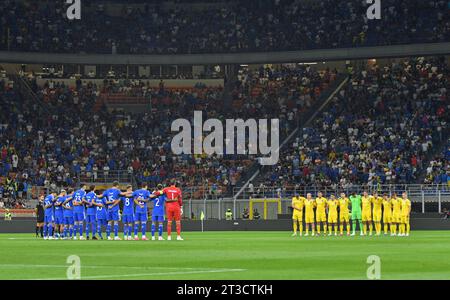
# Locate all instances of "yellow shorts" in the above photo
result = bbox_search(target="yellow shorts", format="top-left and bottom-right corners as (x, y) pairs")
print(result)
(401, 215), (410, 224)
(339, 212), (350, 223)
(305, 214), (315, 224)
(373, 210), (382, 222)
(362, 211), (372, 222)
(392, 213), (401, 223)
(383, 214), (392, 224)
(328, 213), (337, 223)
(316, 212), (326, 223)
(292, 211), (303, 221)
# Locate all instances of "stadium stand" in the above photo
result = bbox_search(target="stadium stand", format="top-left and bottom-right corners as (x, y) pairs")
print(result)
(257, 57), (449, 190)
(0, 64), (337, 202)
(0, 0), (448, 54)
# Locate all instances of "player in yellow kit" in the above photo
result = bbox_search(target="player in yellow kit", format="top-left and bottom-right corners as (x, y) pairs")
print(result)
(304, 193), (316, 236)
(291, 194), (305, 236)
(400, 192), (411, 236)
(315, 192), (327, 236)
(327, 195), (338, 236)
(338, 192), (351, 236)
(391, 193), (402, 236)
(371, 192), (383, 236)
(361, 191), (373, 236)
(382, 194), (393, 235)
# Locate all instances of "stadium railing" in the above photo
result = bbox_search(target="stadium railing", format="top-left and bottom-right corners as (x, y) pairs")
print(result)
(77, 170), (134, 185)
(17, 184), (449, 220)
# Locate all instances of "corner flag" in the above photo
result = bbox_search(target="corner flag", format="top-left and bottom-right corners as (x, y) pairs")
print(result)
(200, 211), (205, 232)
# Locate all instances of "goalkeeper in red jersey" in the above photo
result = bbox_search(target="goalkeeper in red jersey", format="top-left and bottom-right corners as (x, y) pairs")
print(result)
(162, 180), (183, 241)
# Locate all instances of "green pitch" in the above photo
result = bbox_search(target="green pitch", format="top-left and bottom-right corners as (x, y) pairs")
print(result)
(1, 231), (450, 280)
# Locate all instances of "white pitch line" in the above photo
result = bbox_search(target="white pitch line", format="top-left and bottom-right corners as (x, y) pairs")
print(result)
(36, 268), (246, 280)
(0, 264), (227, 271)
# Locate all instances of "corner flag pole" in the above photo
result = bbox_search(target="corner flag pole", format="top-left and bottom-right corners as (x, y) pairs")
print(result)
(200, 211), (205, 232)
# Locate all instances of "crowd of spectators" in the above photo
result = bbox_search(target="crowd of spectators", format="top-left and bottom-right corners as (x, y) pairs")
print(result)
(260, 57), (449, 190)
(1, 0), (448, 54)
(424, 140), (450, 185)
(1, 63), (334, 199)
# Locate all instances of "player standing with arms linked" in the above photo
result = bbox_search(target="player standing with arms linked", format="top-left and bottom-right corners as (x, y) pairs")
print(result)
(43, 191), (57, 240)
(132, 183), (151, 241)
(72, 184), (87, 240)
(162, 180), (184, 240)
(121, 185), (135, 240)
(151, 184), (167, 240)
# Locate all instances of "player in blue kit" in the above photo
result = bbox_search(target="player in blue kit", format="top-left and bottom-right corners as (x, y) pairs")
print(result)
(72, 184), (87, 240)
(84, 185), (98, 240)
(97, 181), (125, 240)
(93, 191), (108, 239)
(43, 191), (57, 240)
(151, 184), (166, 241)
(132, 183), (152, 241)
(53, 190), (67, 239)
(62, 188), (75, 239)
(121, 185), (135, 240)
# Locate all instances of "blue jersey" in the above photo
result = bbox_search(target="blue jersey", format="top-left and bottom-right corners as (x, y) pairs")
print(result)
(95, 197), (107, 219)
(72, 189), (86, 213)
(122, 196), (134, 215)
(103, 188), (121, 212)
(152, 193), (166, 216)
(133, 189), (151, 214)
(44, 195), (54, 216)
(54, 196), (65, 216)
(63, 196), (74, 218)
(84, 191), (97, 215)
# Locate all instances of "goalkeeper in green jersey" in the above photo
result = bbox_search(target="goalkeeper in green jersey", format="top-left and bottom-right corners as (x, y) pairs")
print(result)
(349, 192), (363, 236)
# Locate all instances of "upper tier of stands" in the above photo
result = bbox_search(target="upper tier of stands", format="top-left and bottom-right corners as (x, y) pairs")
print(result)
(0, 0), (448, 54)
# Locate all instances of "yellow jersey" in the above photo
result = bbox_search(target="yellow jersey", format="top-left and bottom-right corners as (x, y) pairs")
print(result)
(338, 197), (350, 214)
(315, 197), (327, 215)
(304, 199), (316, 215)
(392, 197), (402, 215)
(401, 198), (411, 216)
(382, 199), (392, 216)
(292, 196), (305, 212)
(371, 196), (383, 212)
(361, 196), (372, 212)
(327, 199), (338, 215)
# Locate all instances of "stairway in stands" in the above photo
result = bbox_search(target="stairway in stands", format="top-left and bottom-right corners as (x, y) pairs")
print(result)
(416, 133), (450, 183)
(1, 65), (53, 114)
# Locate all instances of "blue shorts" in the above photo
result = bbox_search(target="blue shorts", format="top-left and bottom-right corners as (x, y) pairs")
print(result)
(96, 218), (107, 226)
(55, 214), (64, 225)
(135, 212), (148, 222)
(64, 216), (74, 225)
(152, 215), (164, 222)
(73, 212), (85, 222)
(44, 215), (54, 223)
(86, 215), (96, 223)
(108, 210), (120, 221)
(122, 214), (134, 223)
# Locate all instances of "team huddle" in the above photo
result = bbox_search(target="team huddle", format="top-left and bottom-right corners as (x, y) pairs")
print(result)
(291, 191), (412, 237)
(40, 180), (184, 241)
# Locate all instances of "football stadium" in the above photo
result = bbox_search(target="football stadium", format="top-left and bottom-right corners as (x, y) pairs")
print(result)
(0, 0), (449, 283)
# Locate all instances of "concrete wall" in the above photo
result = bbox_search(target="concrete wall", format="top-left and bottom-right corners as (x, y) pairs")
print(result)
(1, 43), (449, 65)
